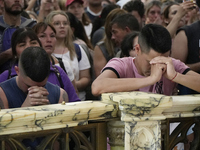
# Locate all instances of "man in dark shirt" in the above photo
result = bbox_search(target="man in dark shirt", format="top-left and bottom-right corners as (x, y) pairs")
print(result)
(0, 47), (68, 109)
(0, 0), (36, 73)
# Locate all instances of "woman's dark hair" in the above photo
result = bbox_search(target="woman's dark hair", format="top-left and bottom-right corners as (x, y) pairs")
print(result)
(32, 22), (56, 35)
(121, 31), (139, 57)
(162, 1), (178, 19)
(66, 12), (93, 49)
(91, 4), (119, 40)
(11, 27), (42, 57)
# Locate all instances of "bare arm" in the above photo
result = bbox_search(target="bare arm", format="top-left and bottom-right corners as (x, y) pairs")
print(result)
(71, 79), (79, 96)
(166, 1), (194, 38)
(171, 30), (188, 62)
(150, 56), (200, 92)
(91, 63), (165, 96)
(37, 2), (46, 22)
(171, 30), (200, 72)
(0, 97), (4, 109)
(0, 87), (8, 109)
(93, 45), (107, 77)
(76, 69), (91, 91)
(38, 0), (60, 22)
(26, 0), (37, 11)
(52, 0), (61, 10)
(37, 0), (50, 22)
(173, 71), (200, 92)
(58, 88), (69, 103)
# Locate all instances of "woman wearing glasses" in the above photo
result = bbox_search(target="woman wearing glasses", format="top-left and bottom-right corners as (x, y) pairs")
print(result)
(45, 11), (91, 101)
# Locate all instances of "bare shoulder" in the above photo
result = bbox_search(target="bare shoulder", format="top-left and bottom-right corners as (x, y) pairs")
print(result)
(171, 30), (188, 62)
(0, 87), (8, 109)
(94, 45), (105, 58)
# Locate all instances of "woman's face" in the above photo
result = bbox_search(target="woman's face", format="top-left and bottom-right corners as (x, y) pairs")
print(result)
(166, 5), (185, 28)
(147, 5), (161, 23)
(185, 7), (198, 24)
(43, 0), (53, 11)
(51, 14), (69, 39)
(37, 26), (56, 55)
(67, 2), (84, 21)
(16, 37), (40, 58)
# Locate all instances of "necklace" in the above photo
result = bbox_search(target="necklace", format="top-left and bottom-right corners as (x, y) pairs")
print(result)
(52, 47), (68, 62)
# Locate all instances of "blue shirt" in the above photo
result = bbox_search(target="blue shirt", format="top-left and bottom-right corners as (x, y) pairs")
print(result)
(0, 63), (80, 102)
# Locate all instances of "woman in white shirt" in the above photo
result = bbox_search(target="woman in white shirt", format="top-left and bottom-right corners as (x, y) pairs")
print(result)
(45, 10), (91, 101)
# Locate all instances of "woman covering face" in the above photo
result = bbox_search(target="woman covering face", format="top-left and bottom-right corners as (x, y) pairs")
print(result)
(145, 1), (162, 24)
(163, 3), (186, 28)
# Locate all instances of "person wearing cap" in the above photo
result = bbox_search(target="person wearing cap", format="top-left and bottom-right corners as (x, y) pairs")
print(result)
(66, 0), (92, 39)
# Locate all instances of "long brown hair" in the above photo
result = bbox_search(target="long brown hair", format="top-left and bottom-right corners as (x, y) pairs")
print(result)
(103, 8), (127, 57)
(45, 10), (76, 60)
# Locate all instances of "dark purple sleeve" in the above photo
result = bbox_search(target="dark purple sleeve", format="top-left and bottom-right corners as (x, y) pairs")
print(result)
(0, 70), (9, 83)
(58, 67), (81, 102)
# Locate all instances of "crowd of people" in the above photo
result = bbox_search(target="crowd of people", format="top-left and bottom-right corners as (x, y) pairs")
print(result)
(0, 0), (200, 148)
(0, 0), (199, 107)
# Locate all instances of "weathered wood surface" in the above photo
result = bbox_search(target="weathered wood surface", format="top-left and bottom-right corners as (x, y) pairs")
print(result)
(0, 101), (118, 135)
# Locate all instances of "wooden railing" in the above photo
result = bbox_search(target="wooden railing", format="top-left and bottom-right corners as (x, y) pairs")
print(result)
(1, 92), (200, 150)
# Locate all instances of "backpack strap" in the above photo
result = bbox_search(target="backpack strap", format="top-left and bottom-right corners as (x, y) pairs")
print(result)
(19, 17), (36, 28)
(74, 43), (82, 62)
(97, 41), (110, 62)
(56, 57), (67, 73)
(0, 16), (8, 29)
(50, 56), (55, 65)
(80, 44), (93, 65)
(51, 65), (64, 89)
(7, 68), (12, 79)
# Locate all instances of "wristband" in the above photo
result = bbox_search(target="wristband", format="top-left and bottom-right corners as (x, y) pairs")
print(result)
(171, 72), (177, 81)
